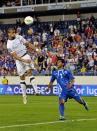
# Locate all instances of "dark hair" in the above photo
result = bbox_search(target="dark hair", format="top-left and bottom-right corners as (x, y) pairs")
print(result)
(57, 57), (64, 64)
(7, 27), (16, 33)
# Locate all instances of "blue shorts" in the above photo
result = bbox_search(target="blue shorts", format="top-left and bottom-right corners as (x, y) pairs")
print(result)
(59, 88), (81, 102)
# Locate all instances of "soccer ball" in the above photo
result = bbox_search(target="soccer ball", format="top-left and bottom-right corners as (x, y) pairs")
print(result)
(24, 16), (34, 25)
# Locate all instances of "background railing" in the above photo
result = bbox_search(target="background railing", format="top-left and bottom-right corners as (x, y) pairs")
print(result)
(0, 0), (97, 14)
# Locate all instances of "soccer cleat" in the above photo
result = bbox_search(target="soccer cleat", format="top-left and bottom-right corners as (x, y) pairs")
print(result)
(59, 118), (65, 121)
(34, 90), (40, 96)
(59, 116), (66, 121)
(34, 93), (40, 96)
(23, 96), (27, 104)
(84, 102), (89, 111)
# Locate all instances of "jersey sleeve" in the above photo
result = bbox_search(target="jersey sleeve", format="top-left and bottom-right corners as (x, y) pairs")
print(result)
(17, 35), (27, 44)
(50, 71), (56, 83)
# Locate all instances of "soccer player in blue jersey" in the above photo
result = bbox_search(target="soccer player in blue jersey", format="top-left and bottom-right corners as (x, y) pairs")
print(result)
(47, 58), (89, 120)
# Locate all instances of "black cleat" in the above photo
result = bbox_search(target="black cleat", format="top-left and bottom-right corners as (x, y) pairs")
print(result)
(84, 102), (89, 111)
(34, 92), (40, 96)
(59, 118), (65, 121)
(59, 117), (66, 121)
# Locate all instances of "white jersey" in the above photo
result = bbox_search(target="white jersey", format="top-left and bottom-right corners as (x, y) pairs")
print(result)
(7, 35), (35, 76)
(7, 35), (27, 57)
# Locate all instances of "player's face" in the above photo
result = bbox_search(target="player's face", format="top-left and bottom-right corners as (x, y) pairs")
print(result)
(8, 30), (16, 40)
(57, 60), (64, 69)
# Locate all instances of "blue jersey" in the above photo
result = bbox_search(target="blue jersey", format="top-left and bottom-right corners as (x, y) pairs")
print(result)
(50, 68), (81, 102)
(50, 68), (74, 89)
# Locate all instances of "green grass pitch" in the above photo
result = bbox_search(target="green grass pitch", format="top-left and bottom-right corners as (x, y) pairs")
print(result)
(0, 96), (97, 131)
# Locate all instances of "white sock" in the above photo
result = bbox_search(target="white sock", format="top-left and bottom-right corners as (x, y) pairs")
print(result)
(29, 76), (39, 94)
(20, 80), (27, 97)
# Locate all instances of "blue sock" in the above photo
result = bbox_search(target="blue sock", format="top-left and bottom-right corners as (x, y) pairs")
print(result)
(59, 103), (64, 117)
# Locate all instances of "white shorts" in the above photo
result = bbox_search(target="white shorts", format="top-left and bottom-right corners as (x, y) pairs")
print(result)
(15, 54), (34, 76)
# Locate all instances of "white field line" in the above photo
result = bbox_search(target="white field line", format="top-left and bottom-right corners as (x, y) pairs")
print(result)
(0, 118), (97, 129)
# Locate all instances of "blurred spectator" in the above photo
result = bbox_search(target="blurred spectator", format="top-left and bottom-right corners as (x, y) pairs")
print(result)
(80, 64), (87, 75)
(2, 76), (8, 85)
(76, 11), (81, 22)
(1, 0), (20, 7)
(54, 28), (60, 37)
(37, 53), (45, 72)
(90, 15), (95, 24)
(42, 30), (48, 47)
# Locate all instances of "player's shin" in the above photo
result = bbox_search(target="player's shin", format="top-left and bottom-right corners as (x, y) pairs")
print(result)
(77, 99), (89, 111)
(29, 76), (39, 95)
(59, 103), (65, 120)
(20, 80), (27, 104)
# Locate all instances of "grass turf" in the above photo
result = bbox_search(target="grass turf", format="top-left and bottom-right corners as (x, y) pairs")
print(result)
(0, 96), (97, 131)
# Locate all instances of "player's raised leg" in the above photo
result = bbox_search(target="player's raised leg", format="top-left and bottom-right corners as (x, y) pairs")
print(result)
(26, 69), (39, 95)
(75, 96), (89, 111)
(68, 88), (89, 111)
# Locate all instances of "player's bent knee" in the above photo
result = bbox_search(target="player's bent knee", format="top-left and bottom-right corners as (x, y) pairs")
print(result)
(59, 99), (65, 104)
(26, 69), (32, 76)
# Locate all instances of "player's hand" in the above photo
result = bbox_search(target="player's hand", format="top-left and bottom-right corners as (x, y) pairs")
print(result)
(67, 83), (72, 88)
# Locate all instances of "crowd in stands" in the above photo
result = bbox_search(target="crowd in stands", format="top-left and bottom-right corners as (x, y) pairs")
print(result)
(0, 0), (20, 7)
(0, 15), (97, 76)
(0, 0), (86, 7)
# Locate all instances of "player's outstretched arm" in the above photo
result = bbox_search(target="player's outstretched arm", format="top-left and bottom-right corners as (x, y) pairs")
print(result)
(25, 42), (39, 52)
(46, 82), (53, 92)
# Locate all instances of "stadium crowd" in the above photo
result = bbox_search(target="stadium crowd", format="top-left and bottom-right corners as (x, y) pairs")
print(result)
(0, 0), (20, 7)
(0, 0), (86, 7)
(0, 15), (97, 76)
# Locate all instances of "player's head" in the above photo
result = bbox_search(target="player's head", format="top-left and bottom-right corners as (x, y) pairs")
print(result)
(57, 58), (64, 69)
(7, 28), (16, 40)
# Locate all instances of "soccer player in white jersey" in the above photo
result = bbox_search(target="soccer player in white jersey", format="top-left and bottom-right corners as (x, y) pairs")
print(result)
(7, 28), (39, 104)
